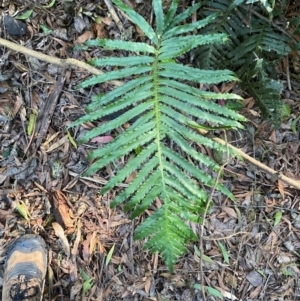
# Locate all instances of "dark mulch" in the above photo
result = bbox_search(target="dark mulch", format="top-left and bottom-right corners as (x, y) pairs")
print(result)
(0, 1), (300, 300)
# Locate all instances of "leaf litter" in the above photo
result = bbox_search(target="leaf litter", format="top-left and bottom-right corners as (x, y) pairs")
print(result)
(0, 0), (300, 300)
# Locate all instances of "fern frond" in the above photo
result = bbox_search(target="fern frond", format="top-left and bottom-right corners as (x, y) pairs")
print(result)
(197, 0), (292, 126)
(72, 0), (245, 270)
(101, 142), (157, 193)
(111, 156), (159, 207)
(244, 59), (283, 127)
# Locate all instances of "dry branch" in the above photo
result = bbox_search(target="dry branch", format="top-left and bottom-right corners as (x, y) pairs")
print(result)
(0, 37), (123, 86)
(212, 133), (300, 190)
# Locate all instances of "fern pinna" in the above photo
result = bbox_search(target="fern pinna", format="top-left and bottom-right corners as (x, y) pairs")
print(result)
(72, 0), (246, 270)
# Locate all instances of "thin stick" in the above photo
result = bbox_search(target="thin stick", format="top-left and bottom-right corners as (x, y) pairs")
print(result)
(103, 0), (123, 31)
(0, 37), (123, 86)
(212, 135), (300, 190)
(195, 128), (300, 190)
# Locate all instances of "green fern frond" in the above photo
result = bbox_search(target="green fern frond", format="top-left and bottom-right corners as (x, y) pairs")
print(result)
(196, 0), (292, 126)
(244, 59), (283, 127)
(72, 0), (246, 271)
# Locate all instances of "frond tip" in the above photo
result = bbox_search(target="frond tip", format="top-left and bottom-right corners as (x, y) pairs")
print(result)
(72, 0), (245, 271)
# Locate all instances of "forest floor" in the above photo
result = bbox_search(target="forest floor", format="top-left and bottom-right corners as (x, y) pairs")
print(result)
(0, 1), (300, 300)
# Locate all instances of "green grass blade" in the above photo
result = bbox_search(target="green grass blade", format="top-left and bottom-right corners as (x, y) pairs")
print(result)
(218, 241), (230, 264)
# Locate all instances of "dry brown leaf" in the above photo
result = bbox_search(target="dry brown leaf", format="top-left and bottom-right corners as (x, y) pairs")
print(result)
(89, 231), (97, 260)
(221, 81), (236, 93)
(82, 233), (92, 263)
(42, 132), (60, 148)
(70, 221), (81, 281)
(13, 94), (23, 118)
(222, 206), (237, 219)
(75, 30), (94, 44)
(92, 23), (108, 38)
(144, 277), (151, 296)
(215, 286), (238, 300)
(52, 190), (74, 231)
(46, 135), (68, 153)
(52, 222), (70, 258)
(269, 130), (277, 144)
(249, 284), (263, 299)
(125, 171), (137, 184)
(243, 97), (255, 108)
(278, 179), (285, 199)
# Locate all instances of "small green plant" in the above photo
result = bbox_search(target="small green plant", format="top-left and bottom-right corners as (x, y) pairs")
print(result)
(72, 0), (246, 270)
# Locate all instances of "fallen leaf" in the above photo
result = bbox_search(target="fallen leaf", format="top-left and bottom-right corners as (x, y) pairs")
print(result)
(52, 222), (70, 257)
(278, 179), (285, 199)
(91, 136), (113, 143)
(222, 206), (237, 219)
(51, 191), (74, 231)
(75, 30), (94, 44)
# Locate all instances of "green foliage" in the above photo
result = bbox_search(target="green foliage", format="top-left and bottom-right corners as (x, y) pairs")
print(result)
(195, 0), (292, 127)
(72, 0), (246, 270)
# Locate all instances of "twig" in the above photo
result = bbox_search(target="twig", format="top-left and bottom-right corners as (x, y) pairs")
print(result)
(201, 231), (249, 241)
(195, 128), (300, 190)
(0, 37), (123, 86)
(212, 134), (300, 190)
(103, 0), (123, 32)
(244, 6), (293, 40)
(34, 74), (65, 150)
(286, 56), (292, 91)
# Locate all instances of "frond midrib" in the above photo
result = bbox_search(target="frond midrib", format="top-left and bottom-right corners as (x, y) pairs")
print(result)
(153, 38), (170, 235)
